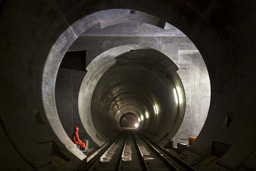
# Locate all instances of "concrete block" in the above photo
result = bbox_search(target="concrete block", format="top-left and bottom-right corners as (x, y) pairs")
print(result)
(177, 142), (189, 154)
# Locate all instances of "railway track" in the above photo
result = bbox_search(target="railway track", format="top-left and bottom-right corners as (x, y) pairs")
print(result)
(76, 131), (196, 171)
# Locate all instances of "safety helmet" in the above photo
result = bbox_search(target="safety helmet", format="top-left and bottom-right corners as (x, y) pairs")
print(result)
(75, 127), (79, 131)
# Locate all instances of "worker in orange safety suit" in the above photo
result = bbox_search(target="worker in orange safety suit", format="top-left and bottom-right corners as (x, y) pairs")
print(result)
(72, 127), (85, 150)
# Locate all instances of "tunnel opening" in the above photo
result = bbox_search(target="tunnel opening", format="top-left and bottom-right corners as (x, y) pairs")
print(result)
(119, 112), (139, 129)
(82, 48), (186, 146)
(44, 9), (210, 160)
(76, 19), (210, 148)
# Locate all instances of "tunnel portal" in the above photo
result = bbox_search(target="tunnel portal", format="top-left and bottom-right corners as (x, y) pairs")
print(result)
(84, 48), (186, 145)
(119, 112), (139, 129)
(54, 9), (210, 164)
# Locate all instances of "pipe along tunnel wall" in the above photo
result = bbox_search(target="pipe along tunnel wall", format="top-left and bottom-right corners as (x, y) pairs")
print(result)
(1, 0), (256, 170)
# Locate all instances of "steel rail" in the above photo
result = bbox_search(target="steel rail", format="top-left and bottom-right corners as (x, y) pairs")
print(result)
(139, 134), (181, 170)
(77, 132), (124, 171)
(117, 131), (128, 171)
(87, 133), (125, 171)
(139, 133), (196, 171)
(131, 132), (150, 171)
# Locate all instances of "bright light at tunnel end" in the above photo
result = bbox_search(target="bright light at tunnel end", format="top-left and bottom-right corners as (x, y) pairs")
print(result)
(134, 123), (139, 128)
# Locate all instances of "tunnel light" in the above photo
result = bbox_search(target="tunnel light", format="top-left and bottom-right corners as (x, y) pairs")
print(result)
(141, 115), (144, 121)
(134, 123), (139, 128)
(138, 118), (141, 122)
(145, 111), (149, 119)
(177, 87), (183, 104)
(173, 87), (183, 105)
(173, 88), (178, 104)
(153, 104), (159, 115)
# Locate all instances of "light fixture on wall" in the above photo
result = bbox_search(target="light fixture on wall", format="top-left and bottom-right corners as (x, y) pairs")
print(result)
(177, 87), (183, 104)
(141, 115), (144, 121)
(153, 104), (159, 115)
(145, 111), (149, 119)
(173, 88), (179, 105)
(173, 87), (183, 105)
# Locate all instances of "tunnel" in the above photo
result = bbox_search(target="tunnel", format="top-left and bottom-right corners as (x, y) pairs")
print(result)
(119, 112), (140, 129)
(78, 47), (186, 146)
(1, 0), (256, 170)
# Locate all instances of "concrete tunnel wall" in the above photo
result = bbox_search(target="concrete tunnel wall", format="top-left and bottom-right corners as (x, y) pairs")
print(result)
(56, 29), (210, 148)
(78, 46), (186, 146)
(67, 21), (210, 145)
(1, 0), (256, 170)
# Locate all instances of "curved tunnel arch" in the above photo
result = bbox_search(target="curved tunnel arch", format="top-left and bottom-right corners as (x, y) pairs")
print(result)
(44, 9), (208, 158)
(80, 47), (187, 146)
(1, 1), (256, 170)
(43, 9), (170, 159)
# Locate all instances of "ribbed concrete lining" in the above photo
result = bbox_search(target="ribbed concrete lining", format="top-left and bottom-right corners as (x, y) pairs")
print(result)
(43, 8), (209, 160)
(43, 10), (177, 156)
(79, 47), (186, 146)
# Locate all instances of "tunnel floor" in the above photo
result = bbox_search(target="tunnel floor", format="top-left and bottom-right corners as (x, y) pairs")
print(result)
(76, 131), (195, 171)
